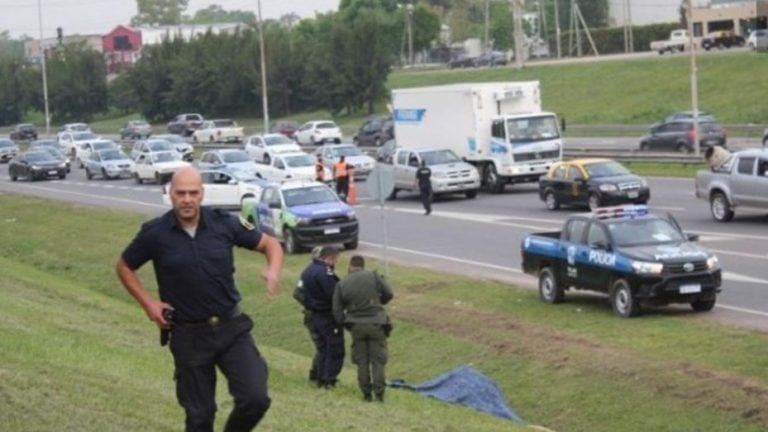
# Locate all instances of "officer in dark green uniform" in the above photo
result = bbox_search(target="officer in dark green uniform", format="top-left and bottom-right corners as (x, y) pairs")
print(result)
(332, 255), (393, 402)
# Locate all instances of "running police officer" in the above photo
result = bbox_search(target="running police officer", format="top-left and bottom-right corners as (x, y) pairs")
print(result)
(300, 245), (345, 388)
(116, 166), (283, 432)
(416, 159), (432, 215)
(333, 255), (393, 402)
(293, 246), (323, 383)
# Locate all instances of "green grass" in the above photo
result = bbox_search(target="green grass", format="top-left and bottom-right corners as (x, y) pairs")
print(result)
(2, 194), (768, 431)
(620, 162), (708, 177)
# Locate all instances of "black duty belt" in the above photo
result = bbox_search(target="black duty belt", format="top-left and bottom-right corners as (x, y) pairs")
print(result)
(174, 305), (243, 326)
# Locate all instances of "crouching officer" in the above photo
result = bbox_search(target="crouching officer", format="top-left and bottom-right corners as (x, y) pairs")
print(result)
(300, 245), (345, 388)
(333, 255), (393, 402)
(116, 167), (284, 432)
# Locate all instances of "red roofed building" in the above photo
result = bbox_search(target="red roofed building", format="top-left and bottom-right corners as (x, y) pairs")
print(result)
(102, 25), (142, 74)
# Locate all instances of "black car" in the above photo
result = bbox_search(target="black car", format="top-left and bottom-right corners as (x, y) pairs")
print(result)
(474, 51), (508, 67)
(10, 123), (38, 141)
(353, 116), (393, 147)
(639, 119), (726, 153)
(120, 120), (152, 140)
(8, 151), (67, 181)
(39, 147), (71, 173)
(167, 113), (204, 136)
(448, 56), (477, 69)
(539, 159), (650, 211)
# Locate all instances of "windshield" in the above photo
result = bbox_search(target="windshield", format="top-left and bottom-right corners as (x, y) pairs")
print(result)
(332, 146), (363, 157)
(264, 135), (296, 146)
(506, 115), (560, 144)
(26, 152), (56, 162)
(421, 149), (461, 165)
(148, 140), (174, 151)
(93, 141), (117, 151)
(584, 161), (631, 178)
(284, 154), (314, 167)
(214, 120), (236, 127)
(0, 140), (14, 148)
(317, 122), (338, 129)
(152, 152), (180, 163)
(606, 218), (685, 247)
(73, 132), (98, 140)
(70, 124), (90, 131)
(283, 186), (338, 207)
(30, 140), (58, 148)
(155, 135), (185, 144)
(100, 150), (128, 161)
(43, 148), (64, 158)
(222, 151), (250, 163)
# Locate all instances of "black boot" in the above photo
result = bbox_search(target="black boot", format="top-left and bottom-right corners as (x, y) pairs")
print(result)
(374, 391), (384, 402)
(363, 392), (372, 402)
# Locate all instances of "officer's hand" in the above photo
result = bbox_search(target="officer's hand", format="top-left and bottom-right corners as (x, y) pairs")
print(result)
(263, 270), (280, 300)
(146, 300), (174, 329)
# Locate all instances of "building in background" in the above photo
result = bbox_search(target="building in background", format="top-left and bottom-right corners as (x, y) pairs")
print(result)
(24, 34), (102, 64)
(690, 0), (767, 36)
(608, 0), (681, 27)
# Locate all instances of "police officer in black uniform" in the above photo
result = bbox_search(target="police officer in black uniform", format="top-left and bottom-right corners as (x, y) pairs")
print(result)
(293, 246), (323, 383)
(416, 159), (432, 215)
(300, 245), (345, 388)
(116, 167), (283, 432)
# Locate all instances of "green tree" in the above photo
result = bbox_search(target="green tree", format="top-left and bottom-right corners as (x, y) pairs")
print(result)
(131, 0), (189, 26)
(185, 4), (257, 25)
(44, 43), (108, 122)
(0, 57), (35, 125)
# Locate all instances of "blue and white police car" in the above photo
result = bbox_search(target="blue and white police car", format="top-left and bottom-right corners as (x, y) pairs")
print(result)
(521, 205), (722, 317)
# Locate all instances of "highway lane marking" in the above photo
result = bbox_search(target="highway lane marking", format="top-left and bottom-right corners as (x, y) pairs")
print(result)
(722, 271), (768, 284)
(4, 182), (166, 209)
(360, 240), (768, 317)
(707, 248), (768, 261)
(53, 180), (161, 193)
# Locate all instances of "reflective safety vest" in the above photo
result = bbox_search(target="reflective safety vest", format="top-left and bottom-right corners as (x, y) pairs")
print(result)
(315, 161), (325, 181)
(334, 162), (349, 179)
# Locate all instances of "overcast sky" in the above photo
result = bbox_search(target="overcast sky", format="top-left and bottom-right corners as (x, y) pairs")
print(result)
(0, 0), (340, 39)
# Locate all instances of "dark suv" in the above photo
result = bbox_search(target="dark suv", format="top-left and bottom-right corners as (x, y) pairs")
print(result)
(10, 123), (38, 141)
(639, 119), (726, 153)
(167, 113), (204, 136)
(352, 116), (393, 147)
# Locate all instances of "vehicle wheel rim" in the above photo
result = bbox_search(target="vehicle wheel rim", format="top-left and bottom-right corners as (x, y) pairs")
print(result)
(286, 231), (295, 253)
(545, 193), (556, 209)
(616, 288), (629, 315)
(541, 275), (553, 299)
(712, 196), (726, 220)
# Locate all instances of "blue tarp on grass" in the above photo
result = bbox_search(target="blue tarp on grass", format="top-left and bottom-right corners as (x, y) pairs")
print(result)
(389, 365), (523, 423)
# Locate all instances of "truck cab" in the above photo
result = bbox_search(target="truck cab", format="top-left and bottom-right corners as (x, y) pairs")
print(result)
(389, 147), (480, 200)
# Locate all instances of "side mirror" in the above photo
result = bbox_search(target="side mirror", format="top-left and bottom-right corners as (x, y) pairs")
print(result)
(268, 202), (281, 209)
(686, 233), (700, 242)
(592, 240), (611, 251)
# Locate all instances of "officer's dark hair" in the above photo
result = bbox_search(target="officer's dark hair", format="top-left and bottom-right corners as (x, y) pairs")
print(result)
(349, 255), (365, 269)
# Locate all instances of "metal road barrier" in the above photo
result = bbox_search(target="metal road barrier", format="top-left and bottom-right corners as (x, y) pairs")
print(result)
(562, 147), (706, 164)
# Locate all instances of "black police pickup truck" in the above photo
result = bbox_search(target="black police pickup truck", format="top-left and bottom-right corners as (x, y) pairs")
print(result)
(520, 205), (722, 318)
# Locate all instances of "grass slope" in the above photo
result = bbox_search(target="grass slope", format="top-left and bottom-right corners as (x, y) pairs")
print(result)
(2, 194), (768, 431)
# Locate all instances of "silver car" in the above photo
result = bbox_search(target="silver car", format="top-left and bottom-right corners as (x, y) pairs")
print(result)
(85, 149), (135, 180)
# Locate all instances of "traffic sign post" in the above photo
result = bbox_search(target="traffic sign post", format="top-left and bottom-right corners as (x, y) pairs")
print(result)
(366, 165), (395, 278)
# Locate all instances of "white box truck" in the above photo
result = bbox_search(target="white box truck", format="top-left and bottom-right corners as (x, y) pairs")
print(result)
(392, 81), (562, 193)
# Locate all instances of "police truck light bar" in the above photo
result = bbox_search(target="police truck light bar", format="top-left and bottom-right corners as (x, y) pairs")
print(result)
(592, 204), (649, 219)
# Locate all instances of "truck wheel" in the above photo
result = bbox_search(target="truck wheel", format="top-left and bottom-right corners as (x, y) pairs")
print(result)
(710, 192), (734, 222)
(344, 237), (359, 250)
(284, 229), (301, 254)
(101, 168), (109, 179)
(134, 173), (143, 184)
(639, 141), (650, 151)
(465, 189), (478, 199)
(691, 296), (716, 312)
(610, 279), (640, 318)
(85, 168), (93, 180)
(544, 190), (560, 210)
(538, 267), (564, 304)
(588, 193), (601, 211)
(386, 188), (398, 200)
(483, 164), (505, 194)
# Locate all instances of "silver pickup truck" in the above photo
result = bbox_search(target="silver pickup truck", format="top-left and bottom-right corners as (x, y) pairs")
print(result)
(695, 147), (768, 222)
(388, 147), (480, 200)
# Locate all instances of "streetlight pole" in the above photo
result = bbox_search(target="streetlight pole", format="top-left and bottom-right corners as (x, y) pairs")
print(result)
(37, 0), (51, 136)
(554, 0), (562, 58)
(406, 3), (414, 66)
(686, 0), (700, 156)
(257, 0), (269, 134)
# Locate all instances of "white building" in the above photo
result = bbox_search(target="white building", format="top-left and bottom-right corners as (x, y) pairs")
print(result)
(608, 0), (683, 27)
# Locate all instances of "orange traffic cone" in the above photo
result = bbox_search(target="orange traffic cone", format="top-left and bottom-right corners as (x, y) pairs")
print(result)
(347, 173), (358, 205)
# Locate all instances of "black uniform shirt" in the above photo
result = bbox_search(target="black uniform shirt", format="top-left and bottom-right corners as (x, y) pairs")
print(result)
(416, 166), (432, 189)
(300, 259), (339, 313)
(121, 207), (262, 321)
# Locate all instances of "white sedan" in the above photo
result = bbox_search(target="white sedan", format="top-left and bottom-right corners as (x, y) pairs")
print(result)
(162, 169), (271, 208)
(132, 151), (191, 184)
(294, 120), (343, 146)
(244, 133), (301, 164)
(192, 119), (244, 143)
(257, 152), (331, 183)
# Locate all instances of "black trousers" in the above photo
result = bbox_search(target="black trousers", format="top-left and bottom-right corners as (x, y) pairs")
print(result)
(170, 314), (270, 432)
(419, 186), (432, 213)
(310, 313), (345, 383)
(302, 309), (322, 381)
(336, 177), (349, 201)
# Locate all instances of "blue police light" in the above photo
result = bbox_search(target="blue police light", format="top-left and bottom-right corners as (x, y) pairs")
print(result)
(592, 204), (649, 219)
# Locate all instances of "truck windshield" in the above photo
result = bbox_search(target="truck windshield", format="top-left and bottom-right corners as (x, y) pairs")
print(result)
(606, 218), (685, 247)
(421, 149), (460, 165)
(506, 116), (559, 144)
(284, 186), (337, 206)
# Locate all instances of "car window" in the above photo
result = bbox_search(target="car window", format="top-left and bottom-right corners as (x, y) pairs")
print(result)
(222, 151), (250, 163)
(551, 165), (566, 180)
(274, 158), (285, 169)
(586, 223), (608, 246)
(396, 151), (407, 165)
(565, 219), (587, 243)
(567, 166), (584, 181)
(607, 218), (685, 247)
(90, 153), (100, 161)
(408, 153), (419, 167)
(737, 157), (755, 175)
(758, 159), (768, 177)
(317, 122), (337, 129)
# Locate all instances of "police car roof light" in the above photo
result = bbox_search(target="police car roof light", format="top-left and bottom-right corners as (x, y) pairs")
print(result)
(592, 204), (648, 220)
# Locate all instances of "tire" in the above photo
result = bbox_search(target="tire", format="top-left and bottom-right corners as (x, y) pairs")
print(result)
(538, 267), (564, 304)
(58, 173), (66, 180)
(588, 193), (601, 211)
(310, 136), (316, 146)
(85, 168), (93, 180)
(483, 163), (505, 194)
(465, 189), (478, 199)
(386, 188), (398, 201)
(154, 172), (162, 184)
(78, 158), (84, 169)
(691, 297), (716, 312)
(10, 171), (17, 181)
(134, 173), (143, 184)
(676, 142), (691, 153)
(639, 141), (650, 151)
(344, 237), (359, 250)
(284, 228), (300, 254)
(709, 191), (734, 222)
(610, 278), (640, 318)
(101, 168), (109, 180)
(544, 190), (560, 210)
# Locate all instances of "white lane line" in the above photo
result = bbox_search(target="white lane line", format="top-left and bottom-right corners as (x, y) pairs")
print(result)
(708, 248), (768, 261)
(715, 304), (768, 318)
(389, 207), (561, 231)
(5, 182), (166, 209)
(722, 271), (768, 284)
(360, 241), (522, 274)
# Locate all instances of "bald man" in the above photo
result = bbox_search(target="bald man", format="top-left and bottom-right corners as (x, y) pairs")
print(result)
(116, 167), (283, 432)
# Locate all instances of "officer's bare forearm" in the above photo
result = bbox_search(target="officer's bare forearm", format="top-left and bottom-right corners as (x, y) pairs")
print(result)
(256, 234), (284, 277)
(116, 258), (155, 311)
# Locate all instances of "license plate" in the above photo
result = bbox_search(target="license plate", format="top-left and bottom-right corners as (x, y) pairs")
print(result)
(680, 283), (701, 294)
(627, 191), (639, 199)
(48, 170), (58, 175)
(324, 227), (340, 235)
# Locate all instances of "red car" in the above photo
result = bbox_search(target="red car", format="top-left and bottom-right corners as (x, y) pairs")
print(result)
(270, 121), (300, 139)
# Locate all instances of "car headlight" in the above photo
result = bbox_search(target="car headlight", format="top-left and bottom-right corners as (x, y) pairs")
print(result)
(31, 165), (40, 170)
(632, 260), (664, 274)
(58, 163), (66, 168)
(432, 171), (446, 178)
(346, 210), (356, 220)
(599, 184), (618, 192)
(296, 217), (311, 226)
(706, 255), (720, 270)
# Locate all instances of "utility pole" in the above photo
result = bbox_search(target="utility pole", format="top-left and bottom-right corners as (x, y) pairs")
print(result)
(622, 0), (629, 53)
(257, 0), (269, 134)
(554, 0), (562, 58)
(36, 0), (51, 136)
(407, 3), (414, 66)
(484, 0), (490, 53)
(627, 0), (634, 53)
(686, 0), (700, 156)
(512, 0), (525, 69)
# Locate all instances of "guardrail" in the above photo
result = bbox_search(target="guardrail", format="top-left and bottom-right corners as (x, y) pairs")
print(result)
(563, 147), (706, 164)
(565, 123), (765, 137)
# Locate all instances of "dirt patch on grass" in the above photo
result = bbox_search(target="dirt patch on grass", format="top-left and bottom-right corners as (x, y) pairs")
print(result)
(393, 303), (768, 427)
